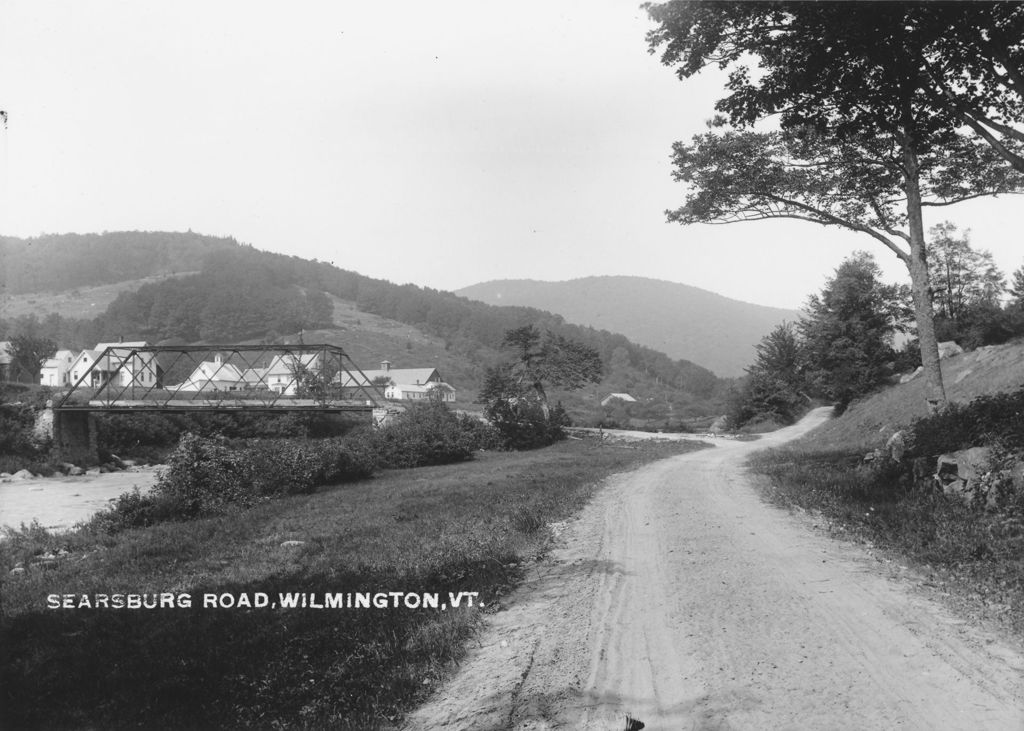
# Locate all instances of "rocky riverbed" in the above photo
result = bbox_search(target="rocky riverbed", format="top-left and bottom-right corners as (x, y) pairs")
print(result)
(0, 467), (160, 533)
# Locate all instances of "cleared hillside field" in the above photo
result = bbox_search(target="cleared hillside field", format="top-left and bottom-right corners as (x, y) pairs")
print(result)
(0, 272), (198, 320)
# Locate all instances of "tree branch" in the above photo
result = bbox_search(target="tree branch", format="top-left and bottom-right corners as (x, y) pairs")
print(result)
(921, 190), (1024, 206)
(867, 197), (911, 243)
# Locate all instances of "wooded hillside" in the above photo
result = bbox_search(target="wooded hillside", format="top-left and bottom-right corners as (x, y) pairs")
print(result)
(0, 232), (730, 423)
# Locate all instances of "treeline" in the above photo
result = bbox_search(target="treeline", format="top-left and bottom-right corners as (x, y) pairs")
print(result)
(0, 233), (724, 404)
(0, 231), (238, 295)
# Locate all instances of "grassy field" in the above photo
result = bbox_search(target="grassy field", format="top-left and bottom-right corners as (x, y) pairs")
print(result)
(0, 272), (199, 320)
(1, 437), (706, 730)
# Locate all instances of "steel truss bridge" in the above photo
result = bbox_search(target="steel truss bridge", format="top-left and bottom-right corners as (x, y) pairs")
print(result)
(52, 344), (388, 413)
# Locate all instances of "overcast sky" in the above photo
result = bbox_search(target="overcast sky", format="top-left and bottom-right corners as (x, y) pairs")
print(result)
(1, 1), (1021, 309)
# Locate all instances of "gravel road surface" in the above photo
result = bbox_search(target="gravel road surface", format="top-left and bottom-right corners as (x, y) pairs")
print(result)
(405, 407), (1024, 730)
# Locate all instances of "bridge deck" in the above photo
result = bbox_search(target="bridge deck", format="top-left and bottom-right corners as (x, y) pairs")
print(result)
(54, 399), (378, 413)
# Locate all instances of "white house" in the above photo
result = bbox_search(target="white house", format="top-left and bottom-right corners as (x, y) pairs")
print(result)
(39, 349), (77, 387)
(601, 393), (637, 407)
(68, 341), (159, 389)
(338, 360), (456, 402)
(173, 354), (250, 392)
(386, 382), (456, 402)
(264, 352), (323, 395)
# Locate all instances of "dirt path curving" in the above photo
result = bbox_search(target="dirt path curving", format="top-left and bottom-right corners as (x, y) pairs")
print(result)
(404, 408), (1024, 730)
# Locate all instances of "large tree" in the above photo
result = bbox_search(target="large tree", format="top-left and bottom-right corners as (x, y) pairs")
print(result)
(646, 1), (1024, 408)
(479, 326), (603, 448)
(7, 334), (57, 383)
(728, 322), (806, 428)
(799, 252), (904, 410)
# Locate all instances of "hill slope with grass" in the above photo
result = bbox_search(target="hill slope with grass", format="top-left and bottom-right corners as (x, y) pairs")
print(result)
(804, 338), (1024, 451)
(456, 276), (801, 377)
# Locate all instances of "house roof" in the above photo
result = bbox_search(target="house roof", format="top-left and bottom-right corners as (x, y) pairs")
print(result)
(340, 367), (442, 387)
(41, 350), (76, 369)
(240, 368), (268, 384)
(72, 350), (102, 366)
(194, 361), (246, 382)
(95, 341), (149, 351)
(266, 353), (321, 377)
(391, 382), (454, 393)
(602, 393), (637, 403)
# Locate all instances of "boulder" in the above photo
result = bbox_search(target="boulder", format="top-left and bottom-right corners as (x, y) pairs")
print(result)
(32, 408), (55, 445)
(935, 446), (993, 505)
(709, 415), (729, 434)
(68, 466), (85, 476)
(11, 469), (34, 480)
(885, 430), (907, 462)
(899, 366), (923, 384)
(937, 340), (964, 359)
(85, 468), (102, 476)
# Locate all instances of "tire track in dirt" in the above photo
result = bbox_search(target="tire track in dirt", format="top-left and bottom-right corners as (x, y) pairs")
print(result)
(405, 409), (1024, 730)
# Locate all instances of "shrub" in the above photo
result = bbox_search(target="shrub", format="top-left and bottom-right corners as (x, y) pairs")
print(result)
(368, 402), (495, 468)
(91, 404), (493, 532)
(92, 432), (378, 531)
(0, 403), (42, 458)
(908, 388), (1024, 460)
(485, 399), (569, 450)
(94, 411), (360, 459)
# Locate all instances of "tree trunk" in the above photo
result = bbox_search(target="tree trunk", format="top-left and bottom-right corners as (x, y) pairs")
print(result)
(903, 144), (947, 410)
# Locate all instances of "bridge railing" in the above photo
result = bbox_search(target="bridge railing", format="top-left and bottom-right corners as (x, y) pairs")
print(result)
(53, 344), (388, 412)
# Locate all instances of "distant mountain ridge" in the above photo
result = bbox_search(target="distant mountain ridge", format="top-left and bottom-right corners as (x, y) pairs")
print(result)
(456, 276), (801, 377)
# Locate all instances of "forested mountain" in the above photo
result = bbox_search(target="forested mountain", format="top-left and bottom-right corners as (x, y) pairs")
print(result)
(457, 277), (801, 377)
(0, 232), (731, 424)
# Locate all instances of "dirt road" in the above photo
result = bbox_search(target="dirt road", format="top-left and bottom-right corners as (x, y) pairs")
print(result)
(405, 408), (1024, 730)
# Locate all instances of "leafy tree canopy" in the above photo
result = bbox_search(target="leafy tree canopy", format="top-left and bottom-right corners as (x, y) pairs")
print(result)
(645, 0), (1024, 408)
(646, 1), (1024, 169)
(7, 334), (57, 383)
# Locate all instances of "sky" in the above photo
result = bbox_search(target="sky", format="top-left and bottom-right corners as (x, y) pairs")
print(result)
(1, 0), (1021, 310)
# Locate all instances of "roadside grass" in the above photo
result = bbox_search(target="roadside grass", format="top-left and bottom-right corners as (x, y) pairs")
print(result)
(749, 446), (1024, 637)
(1, 437), (706, 730)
